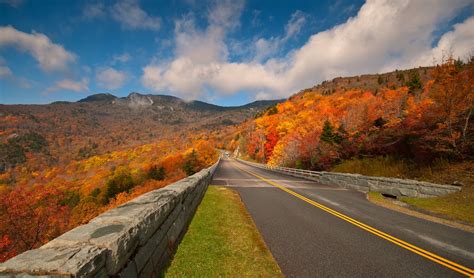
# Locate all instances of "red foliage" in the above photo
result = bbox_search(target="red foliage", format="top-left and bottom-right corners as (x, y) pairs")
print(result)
(0, 185), (70, 262)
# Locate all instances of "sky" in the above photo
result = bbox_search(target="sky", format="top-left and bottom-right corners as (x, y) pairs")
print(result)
(0, 0), (473, 106)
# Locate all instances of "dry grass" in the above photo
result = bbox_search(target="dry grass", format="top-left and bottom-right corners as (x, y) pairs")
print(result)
(332, 156), (473, 187)
(165, 186), (282, 277)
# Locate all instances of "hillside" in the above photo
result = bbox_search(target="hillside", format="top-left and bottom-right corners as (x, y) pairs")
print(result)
(233, 57), (473, 182)
(0, 93), (283, 172)
(297, 66), (433, 96)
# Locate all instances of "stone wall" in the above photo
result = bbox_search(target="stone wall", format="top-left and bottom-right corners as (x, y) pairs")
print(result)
(0, 160), (219, 277)
(239, 159), (460, 198)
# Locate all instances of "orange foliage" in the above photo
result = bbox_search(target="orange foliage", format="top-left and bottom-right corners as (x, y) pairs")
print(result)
(240, 58), (473, 169)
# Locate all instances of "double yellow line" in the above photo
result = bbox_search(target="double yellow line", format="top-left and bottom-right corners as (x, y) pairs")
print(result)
(232, 161), (474, 277)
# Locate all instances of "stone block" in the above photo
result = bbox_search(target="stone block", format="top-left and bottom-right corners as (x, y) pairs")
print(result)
(119, 261), (137, 278)
(41, 220), (139, 275)
(93, 268), (108, 278)
(0, 244), (106, 278)
(151, 237), (168, 270)
(138, 260), (154, 278)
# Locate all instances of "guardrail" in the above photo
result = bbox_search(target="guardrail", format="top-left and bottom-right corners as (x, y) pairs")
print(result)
(237, 159), (460, 198)
(0, 159), (220, 277)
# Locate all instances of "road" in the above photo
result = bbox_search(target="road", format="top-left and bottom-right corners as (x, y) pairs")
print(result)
(211, 158), (474, 277)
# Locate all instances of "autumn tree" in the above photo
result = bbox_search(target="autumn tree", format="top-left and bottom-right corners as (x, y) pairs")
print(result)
(0, 185), (70, 262)
(429, 56), (473, 156)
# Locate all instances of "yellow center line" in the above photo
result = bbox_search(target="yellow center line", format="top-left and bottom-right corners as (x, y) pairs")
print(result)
(231, 160), (474, 277)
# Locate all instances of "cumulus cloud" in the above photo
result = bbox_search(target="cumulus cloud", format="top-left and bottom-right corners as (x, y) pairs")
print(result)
(111, 0), (160, 31)
(414, 16), (474, 66)
(0, 26), (75, 72)
(96, 67), (127, 90)
(47, 78), (89, 93)
(284, 0), (473, 91)
(142, 0), (474, 101)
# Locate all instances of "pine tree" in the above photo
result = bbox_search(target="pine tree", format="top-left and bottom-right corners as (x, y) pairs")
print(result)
(320, 120), (337, 144)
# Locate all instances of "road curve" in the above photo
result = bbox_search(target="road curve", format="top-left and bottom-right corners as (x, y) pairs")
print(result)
(211, 158), (474, 277)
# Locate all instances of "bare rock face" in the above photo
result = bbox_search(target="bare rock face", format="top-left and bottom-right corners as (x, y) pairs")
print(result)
(127, 93), (154, 109)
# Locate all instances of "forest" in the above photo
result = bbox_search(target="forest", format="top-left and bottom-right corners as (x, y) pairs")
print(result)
(234, 57), (473, 179)
(0, 133), (218, 261)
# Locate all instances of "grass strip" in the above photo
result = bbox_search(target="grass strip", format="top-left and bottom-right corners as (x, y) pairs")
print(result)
(165, 186), (282, 277)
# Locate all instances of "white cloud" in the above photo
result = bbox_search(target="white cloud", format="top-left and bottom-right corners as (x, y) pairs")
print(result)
(96, 67), (127, 90)
(0, 26), (75, 72)
(142, 0), (474, 101)
(284, 0), (473, 91)
(283, 11), (307, 41)
(414, 16), (474, 66)
(47, 78), (89, 93)
(111, 0), (160, 31)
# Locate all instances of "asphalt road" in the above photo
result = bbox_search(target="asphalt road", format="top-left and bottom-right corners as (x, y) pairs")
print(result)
(211, 158), (474, 277)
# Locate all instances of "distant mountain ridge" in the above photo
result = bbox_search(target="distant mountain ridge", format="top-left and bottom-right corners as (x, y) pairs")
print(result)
(0, 92), (284, 167)
(76, 92), (284, 112)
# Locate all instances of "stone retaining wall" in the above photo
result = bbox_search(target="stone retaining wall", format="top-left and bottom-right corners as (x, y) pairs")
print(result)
(239, 159), (460, 198)
(0, 160), (219, 277)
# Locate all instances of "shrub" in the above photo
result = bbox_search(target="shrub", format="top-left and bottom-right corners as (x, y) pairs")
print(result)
(148, 165), (165, 180)
(102, 169), (135, 204)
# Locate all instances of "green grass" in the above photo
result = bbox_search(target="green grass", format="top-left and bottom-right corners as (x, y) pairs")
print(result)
(165, 186), (282, 277)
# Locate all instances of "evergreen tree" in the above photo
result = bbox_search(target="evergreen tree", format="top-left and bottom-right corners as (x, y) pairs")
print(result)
(377, 75), (384, 85)
(321, 120), (337, 144)
(102, 169), (135, 204)
(406, 71), (422, 93)
(183, 149), (198, 176)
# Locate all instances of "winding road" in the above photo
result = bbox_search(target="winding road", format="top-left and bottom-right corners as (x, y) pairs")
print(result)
(211, 158), (474, 277)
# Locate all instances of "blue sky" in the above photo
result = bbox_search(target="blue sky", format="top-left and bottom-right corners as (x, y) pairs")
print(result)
(0, 0), (473, 106)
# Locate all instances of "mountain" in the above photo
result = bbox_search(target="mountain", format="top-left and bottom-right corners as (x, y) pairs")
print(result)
(78, 92), (283, 111)
(0, 93), (283, 170)
(78, 93), (117, 103)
